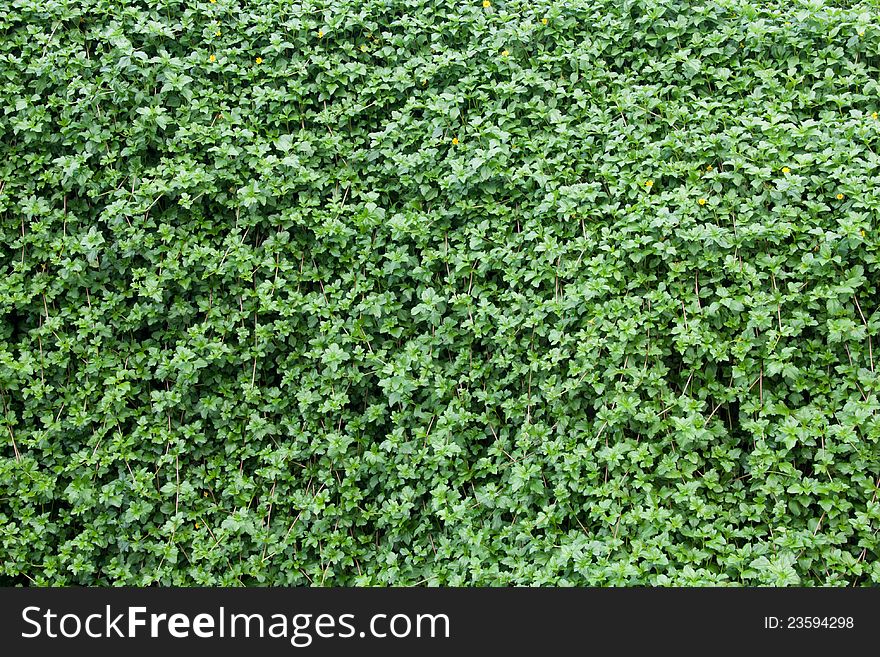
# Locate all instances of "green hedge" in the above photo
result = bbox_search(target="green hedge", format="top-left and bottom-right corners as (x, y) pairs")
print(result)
(2, 0), (880, 585)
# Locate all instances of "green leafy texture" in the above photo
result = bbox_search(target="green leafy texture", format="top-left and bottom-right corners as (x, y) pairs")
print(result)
(1, 0), (880, 586)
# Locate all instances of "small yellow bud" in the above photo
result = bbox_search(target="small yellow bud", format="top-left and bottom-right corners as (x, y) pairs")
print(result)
(698, 198), (707, 206)
(452, 137), (459, 145)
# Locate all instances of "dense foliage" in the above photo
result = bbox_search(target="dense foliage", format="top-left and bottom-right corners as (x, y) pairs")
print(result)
(2, 0), (880, 586)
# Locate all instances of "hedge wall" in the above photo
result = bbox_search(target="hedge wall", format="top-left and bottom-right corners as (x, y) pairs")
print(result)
(2, 0), (880, 585)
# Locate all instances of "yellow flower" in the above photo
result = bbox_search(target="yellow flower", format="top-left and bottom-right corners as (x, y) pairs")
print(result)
(644, 180), (653, 188)
(501, 49), (509, 57)
(483, 0), (491, 7)
(781, 167), (790, 174)
(255, 56), (263, 64)
(318, 30), (324, 38)
(423, 79), (427, 85)
(836, 193), (844, 200)
(216, 30), (221, 36)
(541, 18), (548, 25)
(859, 31), (865, 37)
(195, 522), (200, 528)
(873, 112), (878, 120)
(698, 198), (707, 206)
(361, 44), (367, 52)
(861, 230), (866, 237)
(706, 164), (713, 171)
(210, 0), (216, 3)
(209, 54), (216, 62)
(452, 137), (459, 145)
(203, 492), (208, 497)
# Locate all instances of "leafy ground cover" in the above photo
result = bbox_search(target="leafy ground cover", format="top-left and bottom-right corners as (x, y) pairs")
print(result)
(1, 0), (880, 585)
